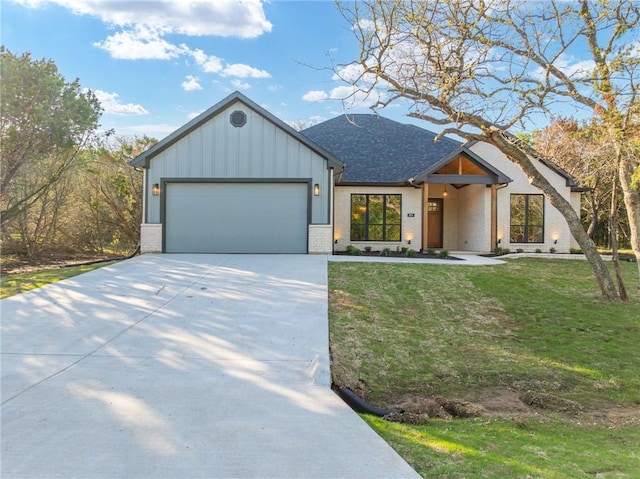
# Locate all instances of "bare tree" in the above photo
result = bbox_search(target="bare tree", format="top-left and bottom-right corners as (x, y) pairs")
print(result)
(336, 0), (639, 298)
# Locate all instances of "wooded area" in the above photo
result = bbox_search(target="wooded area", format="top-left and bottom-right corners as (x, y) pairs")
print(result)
(1, 48), (150, 264)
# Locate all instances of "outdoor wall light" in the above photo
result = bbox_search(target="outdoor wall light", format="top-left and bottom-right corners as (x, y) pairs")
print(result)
(498, 238), (502, 244)
(314, 183), (320, 196)
(443, 184), (448, 197)
(554, 239), (558, 244)
(152, 183), (160, 196)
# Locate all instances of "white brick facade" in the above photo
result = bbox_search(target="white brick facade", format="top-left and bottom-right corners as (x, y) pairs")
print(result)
(140, 223), (162, 253)
(308, 225), (333, 254)
(470, 142), (579, 253)
(334, 186), (423, 252)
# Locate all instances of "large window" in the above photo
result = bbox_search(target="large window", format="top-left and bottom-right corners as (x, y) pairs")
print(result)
(351, 194), (401, 241)
(510, 194), (544, 243)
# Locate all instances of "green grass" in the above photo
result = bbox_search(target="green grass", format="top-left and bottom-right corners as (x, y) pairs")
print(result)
(0, 261), (114, 299)
(329, 259), (640, 478)
(363, 416), (640, 478)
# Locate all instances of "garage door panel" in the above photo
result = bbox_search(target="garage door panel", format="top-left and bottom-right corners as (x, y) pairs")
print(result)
(165, 183), (308, 253)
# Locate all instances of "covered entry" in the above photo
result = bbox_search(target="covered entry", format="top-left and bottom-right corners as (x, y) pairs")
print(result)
(164, 182), (309, 253)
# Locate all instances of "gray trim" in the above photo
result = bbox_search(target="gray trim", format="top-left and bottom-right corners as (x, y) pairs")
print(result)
(160, 178), (312, 253)
(130, 91), (344, 171)
(415, 147), (512, 184)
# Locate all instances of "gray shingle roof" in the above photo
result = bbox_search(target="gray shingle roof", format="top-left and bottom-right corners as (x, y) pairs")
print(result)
(300, 114), (462, 183)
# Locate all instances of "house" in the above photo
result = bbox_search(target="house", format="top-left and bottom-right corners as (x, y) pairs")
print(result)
(131, 91), (582, 255)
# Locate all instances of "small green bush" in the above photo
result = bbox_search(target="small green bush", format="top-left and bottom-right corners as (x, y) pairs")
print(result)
(535, 248), (543, 253)
(495, 247), (511, 256)
(381, 248), (391, 257)
(550, 247), (556, 254)
(426, 248), (436, 255)
(400, 247), (408, 254)
(570, 248), (583, 254)
(364, 246), (372, 252)
(516, 248), (524, 253)
(439, 249), (449, 258)
(407, 249), (417, 257)
(346, 245), (362, 256)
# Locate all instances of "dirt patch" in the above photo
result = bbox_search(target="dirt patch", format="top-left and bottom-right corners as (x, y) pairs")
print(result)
(385, 389), (640, 427)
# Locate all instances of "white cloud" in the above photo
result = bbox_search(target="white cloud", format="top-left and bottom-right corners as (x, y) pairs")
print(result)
(94, 25), (185, 60)
(302, 90), (329, 102)
(93, 90), (148, 115)
(533, 54), (595, 81)
(181, 75), (202, 91)
(186, 110), (205, 121)
(221, 63), (271, 78)
(189, 49), (223, 73)
(15, 0), (272, 38)
(231, 79), (251, 90)
(302, 86), (383, 110)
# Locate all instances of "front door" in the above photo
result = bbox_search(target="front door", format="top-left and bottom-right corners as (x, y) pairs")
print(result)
(427, 198), (443, 248)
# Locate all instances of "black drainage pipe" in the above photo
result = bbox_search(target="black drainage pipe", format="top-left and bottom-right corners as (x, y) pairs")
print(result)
(333, 385), (403, 417)
(60, 244), (140, 268)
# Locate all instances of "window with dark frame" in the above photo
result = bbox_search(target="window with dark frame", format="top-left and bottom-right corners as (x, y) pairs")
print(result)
(510, 194), (544, 243)
(350, 194), (401, 241)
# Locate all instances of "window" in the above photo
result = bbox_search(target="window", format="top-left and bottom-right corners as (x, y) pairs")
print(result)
(351, 194), (401, 241)
(510, 194), (544, 243)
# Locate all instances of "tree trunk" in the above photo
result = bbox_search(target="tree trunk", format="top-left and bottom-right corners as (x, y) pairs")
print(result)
(618, 155), (640, 286)
(610, 165), (628, 301)
(491, 133), (619, 299)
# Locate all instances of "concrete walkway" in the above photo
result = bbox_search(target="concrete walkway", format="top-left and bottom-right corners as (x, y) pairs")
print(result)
(1, 254), (420, 479)
(329, 253), (504, 265)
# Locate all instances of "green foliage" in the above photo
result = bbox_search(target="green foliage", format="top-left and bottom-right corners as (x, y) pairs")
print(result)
(535, 248), (543, 253)
(364, 246), (372, 252)
(346, 245), (362, 256)
(380, 247), (391, 257)
(0, 48), (101, 228)
(570, 248), (584, 254)
(549, 247), (556, 253)
(438, 249), (449, 258)
(406, 249), (417, 257)
(426, 248), (436, 255)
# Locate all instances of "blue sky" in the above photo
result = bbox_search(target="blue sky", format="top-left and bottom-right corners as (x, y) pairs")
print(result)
(3, 1), (634, 141)
(2, 0), (392, 139)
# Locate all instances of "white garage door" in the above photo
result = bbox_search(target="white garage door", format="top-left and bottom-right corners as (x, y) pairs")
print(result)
(165, 182), (308, 253)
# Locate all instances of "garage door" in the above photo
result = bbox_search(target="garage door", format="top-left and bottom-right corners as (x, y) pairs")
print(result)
(165, 182), (308, 253)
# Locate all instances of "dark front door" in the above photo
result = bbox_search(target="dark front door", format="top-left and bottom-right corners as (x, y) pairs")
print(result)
(427, 198), (443, 248)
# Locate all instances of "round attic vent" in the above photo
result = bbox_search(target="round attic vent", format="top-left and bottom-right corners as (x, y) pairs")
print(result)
(230, 110), (247, 127)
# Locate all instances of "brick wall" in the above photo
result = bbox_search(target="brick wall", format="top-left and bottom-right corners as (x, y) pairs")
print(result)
(140, 224), (162, 253)
(308, 225), (333, 254)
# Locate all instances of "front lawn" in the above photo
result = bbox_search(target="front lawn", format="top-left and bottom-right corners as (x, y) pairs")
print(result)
(329, 258), (640, 478)
(0, 261), (114, 299)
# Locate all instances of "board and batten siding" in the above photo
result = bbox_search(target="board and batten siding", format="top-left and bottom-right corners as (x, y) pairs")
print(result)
(145, 103), (331, 225)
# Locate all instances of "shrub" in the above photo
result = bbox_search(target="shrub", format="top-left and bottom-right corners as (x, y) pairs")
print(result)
(495, 247), (511, 256)
(535, 248), (542, 253)
(439, 249), (449, 258)
(401, 247), (408, 254)
(407, 249), (417, 257)
(516, 248), (524, 253)
(381, 248), (391, 257)
(346, 245), (362, 256)
(550, 247), (556, 254)
(364, 246), (372, 252)
(570, 248), (583, 254)
(426, 248), (436, 255)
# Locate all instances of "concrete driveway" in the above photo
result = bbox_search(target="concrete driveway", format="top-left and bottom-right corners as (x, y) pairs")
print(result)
(1, 254), (420, 479)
